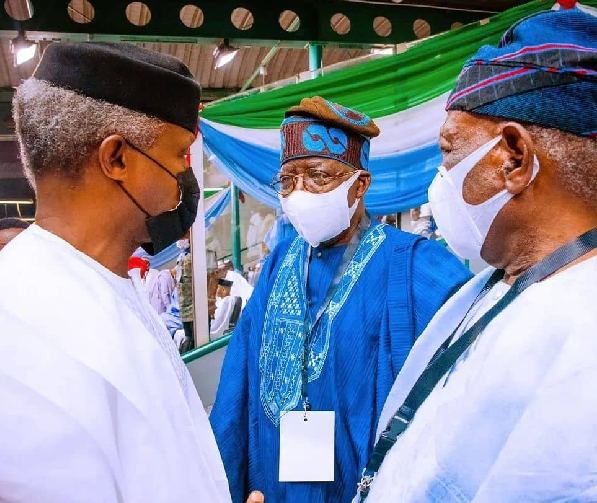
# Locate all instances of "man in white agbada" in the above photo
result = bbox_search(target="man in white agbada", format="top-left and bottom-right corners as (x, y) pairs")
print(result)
(0, 42), (264, 503)
(210, 278), (239, 340)
(354, 6), (597, 503)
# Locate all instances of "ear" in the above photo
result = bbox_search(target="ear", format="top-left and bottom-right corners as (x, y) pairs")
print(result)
(500, 123), (535, 195)
(98, 135), (129, 182)
(355, 171), (371, 199)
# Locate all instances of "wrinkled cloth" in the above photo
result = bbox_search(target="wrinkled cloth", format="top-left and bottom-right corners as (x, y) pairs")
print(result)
(211, 223), (471, 503)
(0, 225), (231, 503)
(362, 258), (597, 502)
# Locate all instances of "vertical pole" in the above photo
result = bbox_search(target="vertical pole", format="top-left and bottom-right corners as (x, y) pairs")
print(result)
(190, 134), (210, 347)
(230, 183), (242, 271)
(308, 43), (322, 77)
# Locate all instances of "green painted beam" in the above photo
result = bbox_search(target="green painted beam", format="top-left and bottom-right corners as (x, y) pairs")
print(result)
(0, 0), (491, 46)
(200, 88), (240, 101)
(182, 332), (231, 364)
(308, 43), (322, 73)
(230, 184), (242, 271)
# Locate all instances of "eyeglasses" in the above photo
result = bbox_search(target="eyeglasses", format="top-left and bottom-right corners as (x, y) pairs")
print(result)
(271, 168), (357, 196)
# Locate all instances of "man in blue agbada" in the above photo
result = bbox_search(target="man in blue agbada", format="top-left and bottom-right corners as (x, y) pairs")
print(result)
(210, 97), (472, 503)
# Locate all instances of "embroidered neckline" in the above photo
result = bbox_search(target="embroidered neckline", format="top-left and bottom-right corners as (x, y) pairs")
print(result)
(259, 224), (387, 425)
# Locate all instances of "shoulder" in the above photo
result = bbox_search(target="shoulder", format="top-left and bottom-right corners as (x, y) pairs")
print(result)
(0, 230), (124, 329)
(408, 234), (469, 271)
(269, 235), (299, 257)
(382, 228), (472, 288)
(263, 236), (302, 273)
(379, 225), (423, 250)
(245, 236), (303, 299)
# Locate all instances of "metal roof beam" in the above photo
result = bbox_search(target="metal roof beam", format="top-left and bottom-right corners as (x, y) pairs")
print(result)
(0, 0), (489, 45)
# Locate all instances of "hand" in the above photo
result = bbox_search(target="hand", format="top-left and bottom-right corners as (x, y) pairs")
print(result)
(208, 298), (216, 318)
(246, 491), (264, 503)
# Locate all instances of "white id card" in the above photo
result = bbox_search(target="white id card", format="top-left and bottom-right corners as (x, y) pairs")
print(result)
(279, 411), (335, 482)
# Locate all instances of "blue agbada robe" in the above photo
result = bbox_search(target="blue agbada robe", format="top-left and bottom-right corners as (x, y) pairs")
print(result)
(211, 222), (471, 503)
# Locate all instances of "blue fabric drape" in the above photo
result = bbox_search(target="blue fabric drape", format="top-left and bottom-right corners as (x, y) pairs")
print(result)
(201, 120), (440, 215)
(205, 187), (231, 231)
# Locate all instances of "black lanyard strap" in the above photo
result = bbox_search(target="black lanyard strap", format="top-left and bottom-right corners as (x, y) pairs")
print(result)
(357, 227), (597, 501)
(301, 214), (372, 412)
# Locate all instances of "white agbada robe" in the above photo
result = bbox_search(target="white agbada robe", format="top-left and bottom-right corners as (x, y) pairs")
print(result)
(0, 225), (231, 503)
(225, 270), (254, 308)
(357, 257), (597, 503)
(209, 296), (237, 340)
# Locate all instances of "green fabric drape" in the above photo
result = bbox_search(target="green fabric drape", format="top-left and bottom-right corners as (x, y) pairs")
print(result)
(201, 1), (596, 129)
(204, 187), (227, 199)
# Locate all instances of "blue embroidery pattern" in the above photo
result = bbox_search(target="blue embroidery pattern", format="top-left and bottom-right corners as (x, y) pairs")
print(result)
(281, 117), (316, 126)
(360, 140), (370, 168)
(280, 133), (286, 161)
(303, 125), (347, 155)
(324, 99), (372, 126)
(259, 225), (387, 426)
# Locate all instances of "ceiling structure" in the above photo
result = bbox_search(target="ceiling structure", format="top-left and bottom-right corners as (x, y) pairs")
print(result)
(0, 0), (535, 94)
(0, 0), (534, 205)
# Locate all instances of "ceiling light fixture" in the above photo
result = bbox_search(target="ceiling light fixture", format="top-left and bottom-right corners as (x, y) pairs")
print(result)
(213, 39), (239, 69)
(0, 200), (34, 205)
(10, 30), (38, 66)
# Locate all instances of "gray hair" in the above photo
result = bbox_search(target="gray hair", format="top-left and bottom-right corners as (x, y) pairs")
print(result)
(12, 78), (164, 184)
(480, 114), (597, 209)
(525, 125), (597, 210)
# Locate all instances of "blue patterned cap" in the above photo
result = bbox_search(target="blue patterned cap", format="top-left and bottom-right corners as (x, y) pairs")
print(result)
(280, 96), (379, 169)
(446, 8), (597, 137)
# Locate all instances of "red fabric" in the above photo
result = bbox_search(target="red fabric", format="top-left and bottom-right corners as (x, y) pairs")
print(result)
(557, 0), (577, 9)
(128, 256), (149, 279)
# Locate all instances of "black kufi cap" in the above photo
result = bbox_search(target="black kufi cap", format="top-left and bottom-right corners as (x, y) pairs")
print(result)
(218, 278), (234, 288)
(33, 42), (201, 133)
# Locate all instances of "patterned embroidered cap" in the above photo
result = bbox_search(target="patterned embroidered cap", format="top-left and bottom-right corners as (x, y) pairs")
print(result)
(446, 8), (597, 138)
(280, 96), (380, 170)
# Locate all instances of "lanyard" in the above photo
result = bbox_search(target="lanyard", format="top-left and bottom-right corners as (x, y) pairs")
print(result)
(357, 226), (597, 501)
(301, 214), (372, 412)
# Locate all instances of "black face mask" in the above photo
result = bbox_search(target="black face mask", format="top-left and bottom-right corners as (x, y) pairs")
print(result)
(117, 140), (201, 256)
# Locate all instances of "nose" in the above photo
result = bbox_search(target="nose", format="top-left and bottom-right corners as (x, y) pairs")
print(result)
(294, 173), (305, 191)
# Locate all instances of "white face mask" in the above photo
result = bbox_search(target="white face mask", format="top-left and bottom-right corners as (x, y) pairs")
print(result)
(279, 171), (361, 248)
(428, 136), (539, 260)
(176, 238), (190, 250)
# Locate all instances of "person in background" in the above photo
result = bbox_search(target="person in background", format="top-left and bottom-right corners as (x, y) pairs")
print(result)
(176, 234), (195, 352)
(266, 211), (299, 251)
(248, 242), (271, 286)
(0, 217), (30, 252)
(210, 278), (240, 340)
(0, 42), (232, 502)
(410, 203), (434, 239)
(161, 287), (184, 338)
(246, 211), (264, 261)
(145, 263), (177, 315)
(383, 214), (398, 227)
(215, 277), (233, 301)
(224, 268), (254, 309)
(354, 7), (597, 502)
(211, 96), (472, 503)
